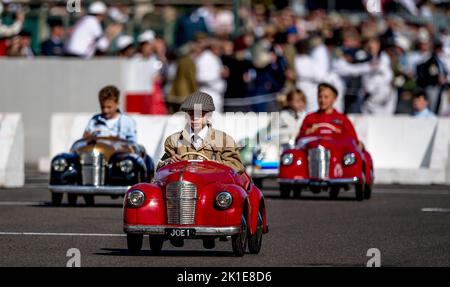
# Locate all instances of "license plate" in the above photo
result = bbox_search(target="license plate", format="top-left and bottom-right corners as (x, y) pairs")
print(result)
(165, 228), (196, 238)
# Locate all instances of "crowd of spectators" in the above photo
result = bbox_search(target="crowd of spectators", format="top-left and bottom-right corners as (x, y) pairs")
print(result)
(0, 0), (449, 117)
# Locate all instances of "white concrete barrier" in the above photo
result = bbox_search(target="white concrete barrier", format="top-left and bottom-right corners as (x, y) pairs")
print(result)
(41, 113), (450, 185)
(40, 112), (267, 173)
(0, 113), (24, 187)
(350, 116), (450, 184)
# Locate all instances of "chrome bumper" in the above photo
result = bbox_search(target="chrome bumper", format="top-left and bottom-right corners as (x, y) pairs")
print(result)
(251, 168), (279, 178)
(49, 185), (130, 195)
(278, 177), (360, 185)
(124, 225), (241, 236)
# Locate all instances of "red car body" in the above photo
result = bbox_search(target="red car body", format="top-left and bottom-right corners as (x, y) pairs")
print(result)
(278, 134), (374, 201)
(123, 159), (268, 256)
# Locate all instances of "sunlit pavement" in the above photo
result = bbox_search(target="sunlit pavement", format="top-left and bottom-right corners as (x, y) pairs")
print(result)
(0, 169), (449, 267)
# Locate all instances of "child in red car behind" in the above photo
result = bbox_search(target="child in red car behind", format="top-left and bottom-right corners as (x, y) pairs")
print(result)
(297, 83), (359, 145)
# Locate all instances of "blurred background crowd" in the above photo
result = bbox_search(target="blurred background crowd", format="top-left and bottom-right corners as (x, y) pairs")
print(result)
(1, 0), (449, 116)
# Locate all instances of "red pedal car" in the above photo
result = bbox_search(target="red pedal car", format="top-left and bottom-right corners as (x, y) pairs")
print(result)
(278, 133), (374, 201)
(123, 152), (268, 256)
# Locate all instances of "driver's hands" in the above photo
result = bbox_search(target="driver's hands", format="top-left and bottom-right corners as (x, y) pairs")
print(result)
(305, 124), (319, 135)
(166, 154), (182, 164)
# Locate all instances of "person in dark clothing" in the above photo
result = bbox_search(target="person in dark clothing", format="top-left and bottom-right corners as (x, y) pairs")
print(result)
(221, 35), (253, 112)
(249, 27), (287, 112)
(174, 8), (209, 47)
(416, 41), (448, 114)
(40, 18), (65, 56)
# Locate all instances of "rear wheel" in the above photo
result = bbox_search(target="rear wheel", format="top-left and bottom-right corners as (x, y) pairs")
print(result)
(83, 195), (95, 206)
(67, 194), (78, 206)
(127, 234), (143, 255)
(149, 236), (163, 255)
(355, 184), (364, 201)
(364, 184), (372, 199)
(279, 184), (291, 198)
(232, 214), (248, 257)
(330, 187), (340, 199)
(253, 178), (263, 189)
(248, 211), (263, 254)
(51, 193), (63, 206)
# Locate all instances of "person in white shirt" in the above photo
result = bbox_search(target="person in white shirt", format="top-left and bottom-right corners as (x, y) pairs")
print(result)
(412, 90), (436, 118)
(294, 39), (325, 112)
(279, 89), (307, 145)
(65, 1), (108, 58)
(361, 37), (396, 115)
(195, 37), (226, 113)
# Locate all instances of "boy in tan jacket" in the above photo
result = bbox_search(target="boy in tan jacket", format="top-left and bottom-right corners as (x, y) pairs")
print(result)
(157, 91), (245, 173)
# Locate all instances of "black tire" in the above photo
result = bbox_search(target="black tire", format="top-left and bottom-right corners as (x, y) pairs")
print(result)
(51, 193), (63, 206)
(127, 234), (143, 255)
(253, 178), (263, 189)
(83, 195), (95, 206)
(279, 184), (291, 198)
(67, 194), (78, 206)
(355, 184), (364, 201)
(149, 236), (163, 255)
(203, 239), (215, 249)
(330, 186), (340, 199)
(232, 214), (248, 257)
(293, 188), (302, 198)
(364, 184), (372, 199)
(248, 211), (263, 254)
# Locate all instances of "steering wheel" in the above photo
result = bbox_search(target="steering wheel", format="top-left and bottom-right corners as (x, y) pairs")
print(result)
(180, 152), (210, 161)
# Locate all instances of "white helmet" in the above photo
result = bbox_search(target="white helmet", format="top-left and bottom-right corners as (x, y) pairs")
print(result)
(138, 30), (155, 43)
(88, 1), (107, 15)
(117, 35), (134, 51)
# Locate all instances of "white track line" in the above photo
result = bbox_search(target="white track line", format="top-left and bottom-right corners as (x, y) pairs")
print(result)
(0, 232), (125, 237)
(0, 201), (44, 206)
(421, 208), (450, 212)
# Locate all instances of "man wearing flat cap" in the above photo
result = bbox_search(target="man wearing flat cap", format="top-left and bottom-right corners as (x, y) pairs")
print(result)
(157, 91), (245, 173)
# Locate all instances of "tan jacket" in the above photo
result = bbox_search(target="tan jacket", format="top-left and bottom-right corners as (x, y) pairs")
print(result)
(157, 125), (245, 173)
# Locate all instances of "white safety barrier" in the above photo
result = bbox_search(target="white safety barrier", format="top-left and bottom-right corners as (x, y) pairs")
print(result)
(41, 113), (450, 185)
(40, 112), (271, 173)
(0, 114), (24, 187)
(350, 116), (450, 184)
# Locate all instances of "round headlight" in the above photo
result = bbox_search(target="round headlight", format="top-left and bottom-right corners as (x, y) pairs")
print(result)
(52, 158), (68, 172)
(215, 192), (233, 209)
(343, 153), (356, 166)
(127, 190), (145, 207)
(119, 159), (134, 173)
(281, 153), (294, 165)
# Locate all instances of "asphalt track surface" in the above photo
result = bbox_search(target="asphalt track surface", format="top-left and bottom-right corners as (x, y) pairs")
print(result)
(0, 169), (449, 267)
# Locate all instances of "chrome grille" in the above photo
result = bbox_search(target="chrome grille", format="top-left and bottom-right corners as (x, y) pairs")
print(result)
(308, 146), (330, 179)
(80, 152), (105, 186)
(165, 181), (197, 225)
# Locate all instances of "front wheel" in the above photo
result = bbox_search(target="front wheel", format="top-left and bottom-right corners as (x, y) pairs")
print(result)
(83, 195), (95, 206)
(149, 236), (163, 255)
(248, 211), (263, 254)
(67, 194), (78, 206)
(127, 234), (143, 255)
(364, 184), (372, 199)
(279, 184), (291, 198)
(330, 187), (340, 199)
(51, 193), (63, 206)
(355, 184), (364, 201)
(232, 214), (248, 257)
(293, 188), (302, 198)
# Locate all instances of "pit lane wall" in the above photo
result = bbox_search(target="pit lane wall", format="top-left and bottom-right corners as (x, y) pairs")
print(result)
(0, 114), (24, 188)
(41, 113), (450, 185)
